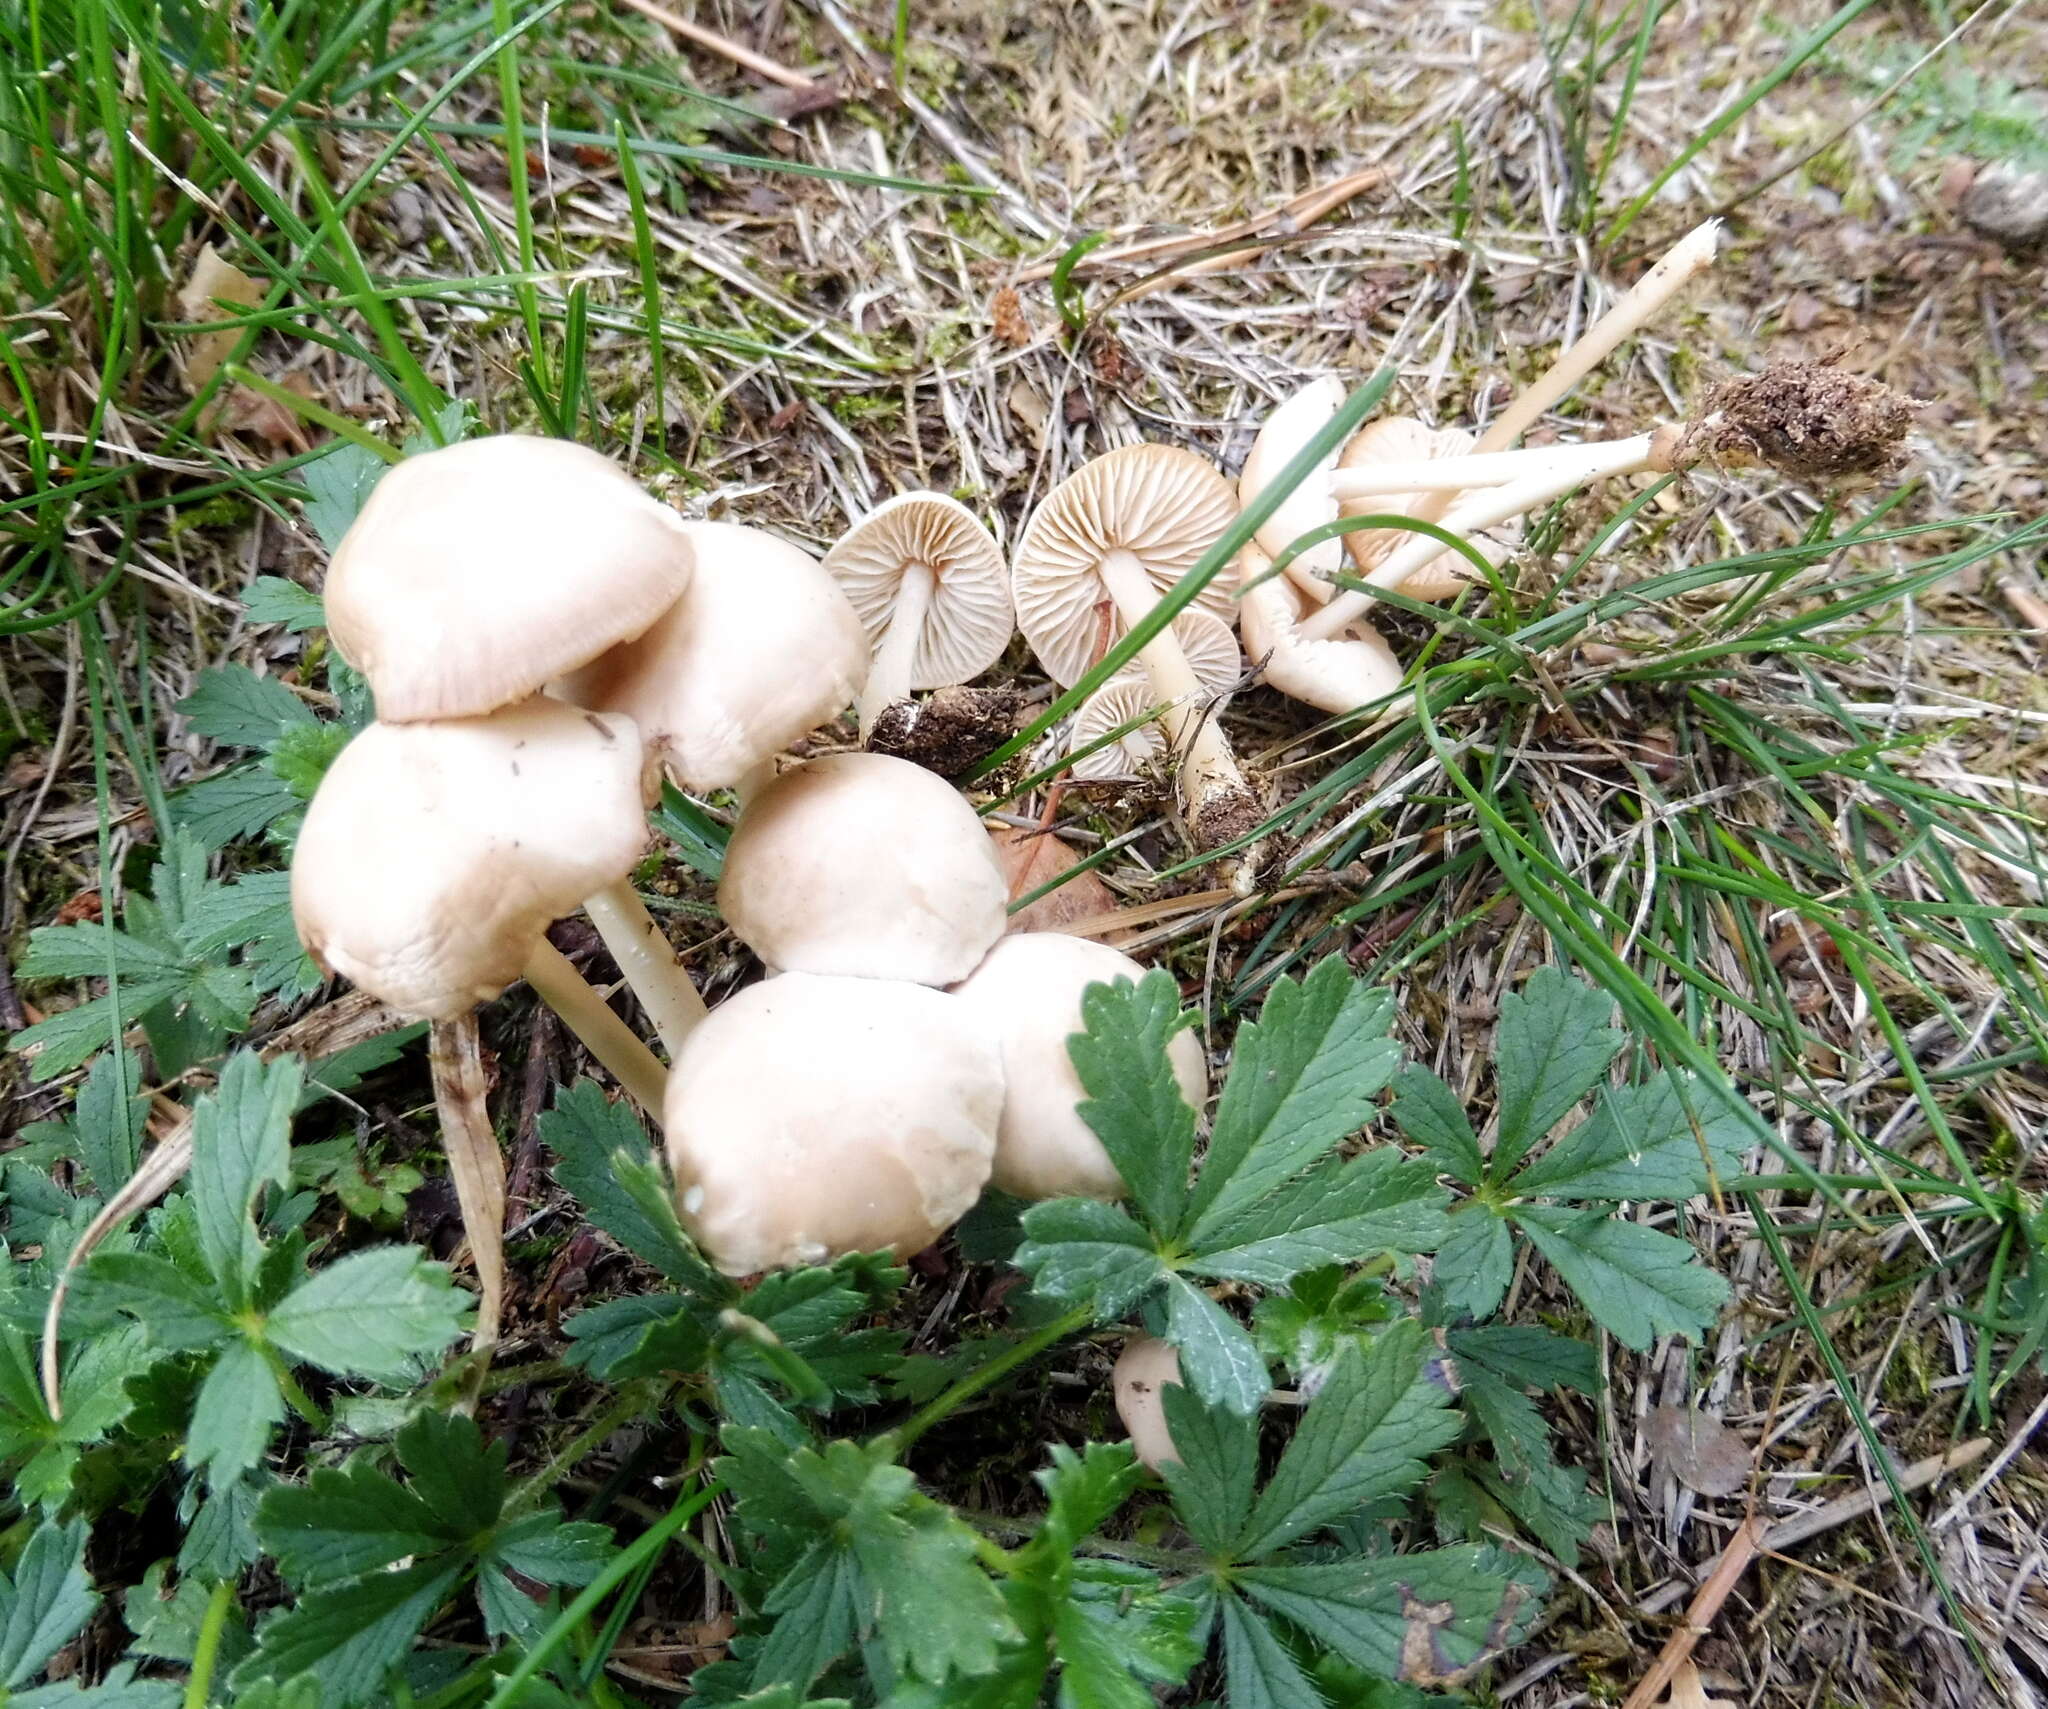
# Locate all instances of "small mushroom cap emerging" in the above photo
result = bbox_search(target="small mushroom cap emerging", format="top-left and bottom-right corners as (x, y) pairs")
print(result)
(951, 934), (1208, 1199)
(1112, 1336), (1185, 1470)
(822, 492), (1013, 688)
(1336, 419), (1519, 601)
(1068, 679), (1168, 782)
(291, 698), (652, 1020)
(326, 436), (694, 722)
(718, 752), (1007, 985)
(562, 521), (868, 792)
(1237, 376), (1346, 588)
(1105, 607), (1243, 699)
(1013, 444), (1239, 686)
(664, 972), (1002, 1274)
(1238, 544), (1404, 715)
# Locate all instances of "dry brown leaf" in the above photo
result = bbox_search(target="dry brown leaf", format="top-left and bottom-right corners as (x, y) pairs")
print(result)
(1646, 1404), (1750, 1496)
(989, 824), (1129, 941)
(176, 244), (264, 393)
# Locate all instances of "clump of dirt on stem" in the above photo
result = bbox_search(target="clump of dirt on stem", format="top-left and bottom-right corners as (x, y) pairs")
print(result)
(1690, 360), (1918, 482)
(865, 685), (1022, 777)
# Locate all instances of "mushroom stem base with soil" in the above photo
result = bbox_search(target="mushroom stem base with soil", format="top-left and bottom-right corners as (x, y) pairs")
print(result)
(582, 880), (707, 1058)
(522, 937), (670, 1113)
(855, 559), (935, 738)
(430, 1014), (506, 1397)
(1094, 548), (1258, 849)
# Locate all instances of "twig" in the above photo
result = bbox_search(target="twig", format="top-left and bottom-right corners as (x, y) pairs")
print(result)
(1620, 1516), (1765, 1709)
(614, 0), (817, 90)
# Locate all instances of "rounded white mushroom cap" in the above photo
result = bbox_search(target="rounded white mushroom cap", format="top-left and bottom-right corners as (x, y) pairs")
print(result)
(1337, 418), (1520, 602)
(561, 521), (868, 792)
(1237, 376), (1346, 596)
(1237, 543), (1404, 715)
(822, 492), (1013, 689)
(291, 697), (653, 1020)
(1068, 680), (1169, 782)
(1105, 607), (1243, 699)
(1012, 444), (1239, 687)
(326, 436), (694, 723)
(718, 752), (1007, 985)
(1112, 1336), (1185, 1471)
(664, 972), (1002, 1274)
(952, 933), (1207, 1200)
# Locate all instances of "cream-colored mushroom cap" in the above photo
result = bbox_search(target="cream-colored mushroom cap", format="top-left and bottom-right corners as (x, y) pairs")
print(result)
(1237, 544), (1404, 715)
(1068, 680), (1168, 782)
(292, 697), (653, 1020)
(1105, 608), (1242, 699)
(664, 972), (1002, 1274)
(719, 752), (1007, 985)
(326, 436), (694, 723)
(1112, 1336), (1185, 1471)
(1238, 377), (1347, 599)
(561, 521), (867, 793)
(822, 493), (1012, 711)
(1012, 444), (1238, 687)
(951, 934), (1207, 1200)
(1337, 418), (1520, 601)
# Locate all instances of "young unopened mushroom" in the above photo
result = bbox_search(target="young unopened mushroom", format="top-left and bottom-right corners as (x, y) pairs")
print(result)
(718, 752), (1007, 985)
(1236, 543), (1405, 715)
(820, 492), (1012, 739)
(1013, 445), (1258, 850)
(326, 435), (694, 723)
(292, 696), (673, 1357)
(664, 972), (1002, 1274)
(1112, 1335), (1185, 1471)
(951, 934), (1207, 1200)
(562, 520), (869, 798)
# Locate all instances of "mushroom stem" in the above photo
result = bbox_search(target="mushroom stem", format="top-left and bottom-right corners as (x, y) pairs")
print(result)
(1299, 432), (1676, 640)
(583, 881), (707, 1058)
(856, 559), (936, 737)
(1095, 548), (1251, 833)
(1327, 432), (1661, 500)
(429, 1014), (505, 1392)
(521, 938), (670, 1114)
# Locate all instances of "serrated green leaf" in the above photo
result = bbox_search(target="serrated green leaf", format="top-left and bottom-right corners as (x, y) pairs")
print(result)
(191, 1051), (301, 1298)
(244, 1558), (464, 1709)
(1186, 959), (1398, 1242)
(187, 1338), (284, 1489)
(257, 1465), (449, 1587)
(1237, 1546), (1545, 1686)
(174, 765), (304, 849)
(1158, 1383), (1259, 1558)
(1218, 1591), (1322, 1709)
(488, 1512), (615, 1586)
(1014, 1199), (1164, 1317)
(298, 443), (387, 554)
(265, 1246), (467, 1382)
(243, 576), (327, 631)
(563, 1294), (712, 1381)
(81, 1252), (231, 1350)
(180, 1473), (267, 1581)
(1512, 1073), (1751, 1202)
(1161, 1274), (1266, 1417)
(177, 665), (316, 749)
(1431, 1208), (1513, 1324)
(382, 1412), (507, 1536)
(1491, 968), (1623, 1178)
(1252, 1270), (1395, 1383)
(1513, 1206), (1728, 1349)
(1053, 1589), (1200, 1709)
(1067, 972), (1198, 1233)
(754, 1542), (863, 1691)
(1033, 1443), (1142, 1557)
(9, 982), (188, 1080)
(1446, 1325), (1597, 1394)
(1387, 1066), (1482, 1186)
(0, 1519), (96, 1690)
(543, 1081), (719, 1288)
(263, 721), (351, 802)
(846, 1472), (1018, 1682)
(1188, 1152), (1449, 1286)
(14, 923), (188, 983)
(1238, 1325), (1460, 1559)
(12, 1663), (185, 1706)
(16, 1049), (147, 1198)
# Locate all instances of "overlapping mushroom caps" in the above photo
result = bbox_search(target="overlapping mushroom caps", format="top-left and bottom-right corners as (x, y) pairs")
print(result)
(1070, 609), (1242, 782)
(821, 492), (1012, 739)
(1235, 542), (1404, 716)
(1013, 445), (1259, 850)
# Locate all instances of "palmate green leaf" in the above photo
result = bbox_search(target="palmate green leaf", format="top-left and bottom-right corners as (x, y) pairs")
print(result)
(543, 1081), (721, 1289)
(241, 1560), (466, 1709)
(9, 978), (189, 1080)
(265, 1245), (468, 1383)
(264, 721), (351, 802)
(1456, 1369), (1598, 1560)
(81, 1251), (231, 1351)
(191, 1051), (301, 1299)
(1490, 968), (1624, 1178)
(0, 1519), (96, 1690)
(1512, 1073), (1752, 1201)
(1161, 1273), (1267, 1416)
(1253, 1269), (1395, 1383)
(186, 871), (321, 1000)
(1387, 1065), (1483, 1186)
(1052, 1584), (1200, 1709)
(13, 1049), (148, 1199)
(174, 765), (303, 849)
(1513, 1206), (1728, 1349)
(1185, 958), (1398, 1241)
(1159, 1383), (1259, 1558)
(0, 1316), (153, 1510)
(299, 442), (388, 554)
(1446, 1324), (1598, 1394)
(177, 664), (317, 749)
(1067, 972), (1198, 1234)
(243, 576), (327, 632)
(1187, 1151), (1449, 1287)
(755, 1543), (863, 1692)
(563, 1293), (712, 1381)
(1237, 1324), (1460, 1560)
(1014, 1199), (1163, 1317)
(1218, 1590), (1321, 1709)
(1236, 1547), (1546, 1688)
(1430, 1207), (1513, 1324)
(187, 1338), (285, 1489)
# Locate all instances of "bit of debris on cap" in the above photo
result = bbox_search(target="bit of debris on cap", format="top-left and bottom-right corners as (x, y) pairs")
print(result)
(864, 685), (1021, 777)
(1691, 360), (1917, 483)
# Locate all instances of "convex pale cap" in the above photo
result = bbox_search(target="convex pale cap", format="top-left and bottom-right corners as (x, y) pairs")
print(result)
(1238, 376), (1348, 593)
(952, 934), (1208, 1199)
(292, 698), (652, 1019)
(564, 521), (868, 792)
(1237, 543), (1403, 715)
(1112, 1336), (1185, 1471)
(664, 972), (1002, 1274)
(327, 436), (694, 722)
(823, 492), (1012, 691)
(718, 753), (1006, 985)
(1337, 418), (1518, 600)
